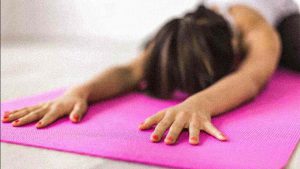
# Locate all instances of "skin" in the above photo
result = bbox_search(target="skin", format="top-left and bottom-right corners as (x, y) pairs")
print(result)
(2, 5), (280, 145)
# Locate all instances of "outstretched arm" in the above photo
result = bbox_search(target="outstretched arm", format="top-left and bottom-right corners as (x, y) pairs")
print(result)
(139, 5), (281, 145)
(185, 5), (281, 116)
(65, 51), (147, 103)
(3, 52), (147, 127)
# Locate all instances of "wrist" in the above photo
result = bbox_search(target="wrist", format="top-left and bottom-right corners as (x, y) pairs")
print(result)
(64, 84), (91, 100)
(183, 95), (214, 116)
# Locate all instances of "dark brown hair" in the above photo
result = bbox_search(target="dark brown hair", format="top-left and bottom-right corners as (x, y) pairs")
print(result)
(142, 5), (235, 99)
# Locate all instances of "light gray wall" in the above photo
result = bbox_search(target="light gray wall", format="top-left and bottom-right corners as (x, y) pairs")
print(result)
(1, 0), (200, 41)
(2, 0), (300, 41)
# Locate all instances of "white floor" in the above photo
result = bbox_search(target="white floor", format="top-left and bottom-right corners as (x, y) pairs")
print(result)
(1, 38), (166, 169)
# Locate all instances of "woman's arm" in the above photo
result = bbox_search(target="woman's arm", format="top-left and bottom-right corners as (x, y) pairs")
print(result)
(3, 52), (147, 127)
(139, 6), (281, 145)
(185, 5), (281, 116)
(65, 51), (146, 103)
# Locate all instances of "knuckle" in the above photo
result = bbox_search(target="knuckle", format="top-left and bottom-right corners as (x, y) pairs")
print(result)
(154, 127), (164, 134)
(21, 108), (31, 114)
(8, 114), (16, 119)
(45, 112), (57, 120)
(40, 107), (49, 113)
(50, 104), (56, 109)
(158, 121), (170, 128)
(190, 123), (199, 129)
(41, 103), (50, 109)
(49, 108), (63, 117)
(51, 103), (64, 111)
(176, 113), (189, 121)
(23, 107), (31, 112)
(80, 101), (88, 107)
(77, 102), (85, 108)
(59, 108), (69, 116)
(179, 111), (188, 115)
(165, 110), (174, 115)
(202, 121), (211, 127)
(183, 123), (189, 128)
(29, 112), (41, 119)
(171, 122), (183, 130)
(193, 112), (209, 121)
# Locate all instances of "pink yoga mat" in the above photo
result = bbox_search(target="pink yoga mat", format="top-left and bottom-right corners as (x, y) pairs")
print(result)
(1, 69), (300, 169)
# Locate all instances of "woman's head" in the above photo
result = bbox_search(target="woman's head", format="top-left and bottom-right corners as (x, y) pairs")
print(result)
(143, 5), (235, 99)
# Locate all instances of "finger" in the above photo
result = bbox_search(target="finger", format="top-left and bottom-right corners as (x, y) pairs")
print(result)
(189, 119), (201, 145)
(36, 107), (66, 128)
(2, 110), (30, 123)
(139, 111), (164, 130)
(203, 121), (227, 141)
(151, 112), (174, 142)
(2, 105), (41, 123)
(1, 111), (11, 122)
(12, 108), (47, 127)
(7, 103), (44, 115)
(164, 120), (185, 145)
(69, 102), (87, 123)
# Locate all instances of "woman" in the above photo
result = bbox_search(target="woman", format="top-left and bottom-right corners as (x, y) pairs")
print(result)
(2, 0), (299, 145)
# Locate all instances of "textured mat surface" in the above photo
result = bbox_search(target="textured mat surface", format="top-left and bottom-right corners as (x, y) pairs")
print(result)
(1, 69), (300, 169)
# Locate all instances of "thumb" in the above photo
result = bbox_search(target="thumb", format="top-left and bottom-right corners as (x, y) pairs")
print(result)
(69, 102), (88, 123)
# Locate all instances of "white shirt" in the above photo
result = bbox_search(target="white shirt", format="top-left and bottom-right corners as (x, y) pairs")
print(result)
(205, 0), (299, 26)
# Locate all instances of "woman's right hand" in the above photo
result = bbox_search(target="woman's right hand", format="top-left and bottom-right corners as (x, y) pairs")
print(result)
(1, 94), (88, 128)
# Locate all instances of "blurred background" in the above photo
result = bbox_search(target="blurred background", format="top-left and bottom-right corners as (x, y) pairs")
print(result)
(1, 0), (200, 101)
(2, 0), (200, 41)
(1, 0), (300, 169)
(1, 1), (200, 169)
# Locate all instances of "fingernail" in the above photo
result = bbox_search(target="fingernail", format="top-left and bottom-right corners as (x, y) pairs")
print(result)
(12, 119), (19, 125)
(2, 117), (9, 122)
(190, 136), (198, 142)
(220, 133), (228, 141)
(36, 122), (42, 127)
(73, 114), (79, 122)
(3, 114), (10, 118)
(165, 136), (173, 143)
(151, 134), (159, 141)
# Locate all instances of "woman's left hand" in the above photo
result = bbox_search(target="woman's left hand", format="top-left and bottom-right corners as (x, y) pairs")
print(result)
(139, 100), (228, 145)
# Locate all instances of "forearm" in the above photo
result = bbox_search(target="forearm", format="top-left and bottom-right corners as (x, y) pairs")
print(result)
(65, 65), (139, 103)
(188, 22), (280, 116)
(185, 71), (260, 116)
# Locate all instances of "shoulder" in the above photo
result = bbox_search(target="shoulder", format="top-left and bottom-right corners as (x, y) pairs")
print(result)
(227, 5), (281, 85)
(228, 4), (280, 55)
(228, 5), (271, 33)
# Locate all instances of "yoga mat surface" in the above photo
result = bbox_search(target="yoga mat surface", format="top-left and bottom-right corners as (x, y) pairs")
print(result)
(1, 69), (300, 169)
